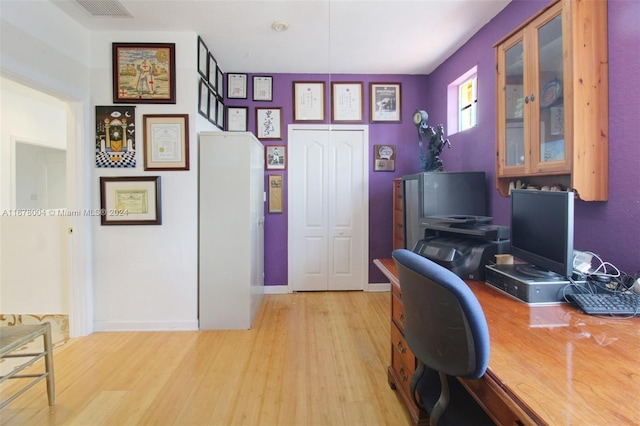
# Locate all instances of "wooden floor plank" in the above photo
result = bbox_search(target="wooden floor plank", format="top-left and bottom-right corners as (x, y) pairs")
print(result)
(0, 292), (412, 425)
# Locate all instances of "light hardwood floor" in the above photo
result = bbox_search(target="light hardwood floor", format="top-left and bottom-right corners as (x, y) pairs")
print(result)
(1, 292), (413, 425)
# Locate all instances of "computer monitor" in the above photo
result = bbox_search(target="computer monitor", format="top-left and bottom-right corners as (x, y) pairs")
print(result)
(510, 189), (575, 278)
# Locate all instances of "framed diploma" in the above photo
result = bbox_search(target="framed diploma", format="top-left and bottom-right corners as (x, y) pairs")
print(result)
(198, 78), (209, 120)
(256, 107), (282, 140)
(197, 37), (208, 79)
(253, 75), (273, 101)
(331, 82), (363, 122)
(143, 114), (189, 170)
(293, 81), (325, 121)
(370, 82), (401, 122)
(227, 107), (248, 131)
(100, 176), (161, 225)
(227, 73), (248, 99)
(208, 53), (218, 94)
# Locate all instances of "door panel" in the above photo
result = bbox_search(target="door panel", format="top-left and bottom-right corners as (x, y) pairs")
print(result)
(289, 126), (367, 292)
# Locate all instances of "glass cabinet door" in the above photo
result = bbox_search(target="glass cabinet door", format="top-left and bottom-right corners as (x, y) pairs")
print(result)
(535, 13), (564, 166)
(504, 40), (525, 167)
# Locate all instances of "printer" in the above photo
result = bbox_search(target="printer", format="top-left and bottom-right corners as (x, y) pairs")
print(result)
(411, 215), (510, 281)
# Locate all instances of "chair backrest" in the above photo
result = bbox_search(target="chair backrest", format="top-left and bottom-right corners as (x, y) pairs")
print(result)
(392, 249), (489, 379)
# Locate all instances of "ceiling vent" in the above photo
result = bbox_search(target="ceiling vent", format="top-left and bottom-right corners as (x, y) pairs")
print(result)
(74, 0), (133, 17)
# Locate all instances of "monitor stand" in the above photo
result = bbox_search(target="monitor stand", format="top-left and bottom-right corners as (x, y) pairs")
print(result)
(515, 264), (562, 279)
(484, 263), (584, 304)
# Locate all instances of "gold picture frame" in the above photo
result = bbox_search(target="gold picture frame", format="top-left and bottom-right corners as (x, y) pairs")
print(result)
(100, 176), (161, 225)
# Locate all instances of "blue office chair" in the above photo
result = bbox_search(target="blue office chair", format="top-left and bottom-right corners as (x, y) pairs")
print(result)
(392, 249), (493, 426)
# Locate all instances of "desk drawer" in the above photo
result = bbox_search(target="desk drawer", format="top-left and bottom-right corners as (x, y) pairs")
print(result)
(393, 179), (403, 211)
(391, 293), (406, 331)
(391, 323), (415, 401)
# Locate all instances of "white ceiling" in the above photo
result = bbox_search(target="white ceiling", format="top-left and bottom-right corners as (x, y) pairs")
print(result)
(51, 0), (511, 75)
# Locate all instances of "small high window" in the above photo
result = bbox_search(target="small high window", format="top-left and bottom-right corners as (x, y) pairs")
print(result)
(447, 66), (478, 135)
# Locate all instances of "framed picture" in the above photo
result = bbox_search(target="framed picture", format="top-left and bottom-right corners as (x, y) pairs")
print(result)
(253, 75), (273, 101)
(268, 174), (283, 213)
(373, 144), (396, 171)
(95, 105), (136, 168)
(217, 67), (224, 99)
(208, 90), (217, 125)
(266, 145), (286, 170)
(198, 79), (209, 119)
(256, 107), (282, 140)
(216, 98), (224, 130)
(113, 42), (176, 104)
(332, 82), (363, 122)
(227, 73), (248, 99)
(100, 176), (161, 225)
(293, 81), (325, 121)
(197, 37), (208, 79)
(227, 106), (248, 131)
(208, 53), (218, 93)
(370, 83), (401, 122)
(143, 114), (189, 171)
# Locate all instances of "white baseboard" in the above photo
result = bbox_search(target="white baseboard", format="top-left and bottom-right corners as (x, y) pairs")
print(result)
(93, 320), (199, 332)
(367, 283), (391, 292)
(264, 285), (289, 294)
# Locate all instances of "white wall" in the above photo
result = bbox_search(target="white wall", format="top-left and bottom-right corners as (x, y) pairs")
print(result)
(90, 31), (218, 331)
(1, 1), (219, 332)
(0, 78), (69, 315)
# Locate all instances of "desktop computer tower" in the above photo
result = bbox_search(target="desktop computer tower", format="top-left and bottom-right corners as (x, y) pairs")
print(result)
(402, 171), (487, 250)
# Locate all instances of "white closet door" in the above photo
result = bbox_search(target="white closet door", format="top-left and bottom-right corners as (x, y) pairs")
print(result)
(288, 126), (368, 292)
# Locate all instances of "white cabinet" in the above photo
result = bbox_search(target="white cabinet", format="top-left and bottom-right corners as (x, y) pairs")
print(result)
(198, 131), (265, 329)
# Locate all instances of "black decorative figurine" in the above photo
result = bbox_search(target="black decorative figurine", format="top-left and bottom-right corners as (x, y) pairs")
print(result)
(413, 109), (451, 172)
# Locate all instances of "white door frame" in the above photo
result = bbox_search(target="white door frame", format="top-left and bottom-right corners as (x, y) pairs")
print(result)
(287, 124), (369, 293)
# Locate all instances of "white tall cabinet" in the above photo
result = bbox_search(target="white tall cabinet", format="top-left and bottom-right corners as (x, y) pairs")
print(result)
(198, 132), (265, 329)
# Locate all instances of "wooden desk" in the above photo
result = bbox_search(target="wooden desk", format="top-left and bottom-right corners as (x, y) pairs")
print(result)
(374, 258), (640, 426)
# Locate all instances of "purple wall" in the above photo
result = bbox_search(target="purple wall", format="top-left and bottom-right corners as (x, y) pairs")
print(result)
(227, 0), (640, 286)
(423, 0), (640, 275)
(224, 73), (428, 285)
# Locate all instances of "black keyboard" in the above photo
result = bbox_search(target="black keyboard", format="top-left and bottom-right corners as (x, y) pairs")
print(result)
(567, 293), (640, 315)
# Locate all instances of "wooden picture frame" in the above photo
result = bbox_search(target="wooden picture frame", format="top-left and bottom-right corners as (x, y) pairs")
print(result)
(197, 37), (208, 79)
(370, 83), (401, 122)
(256, 107), (282, 140)
(226, 106), (248, 131)
(332, 82), (364, 122)
(265, 145), (286, 170)
(143, 114), (189, 171)
(373, 144), (396, 171)
(100, 176), (161, 225)
(253, 75), (273, 101)
(268, 174), (283, 213)
(293, 81), (325, 121)
(113, 42), (176, 104)
(227, 73), (248, 99)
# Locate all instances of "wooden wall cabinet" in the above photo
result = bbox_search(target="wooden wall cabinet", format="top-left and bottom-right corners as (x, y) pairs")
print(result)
(495, 0), (608, 201)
